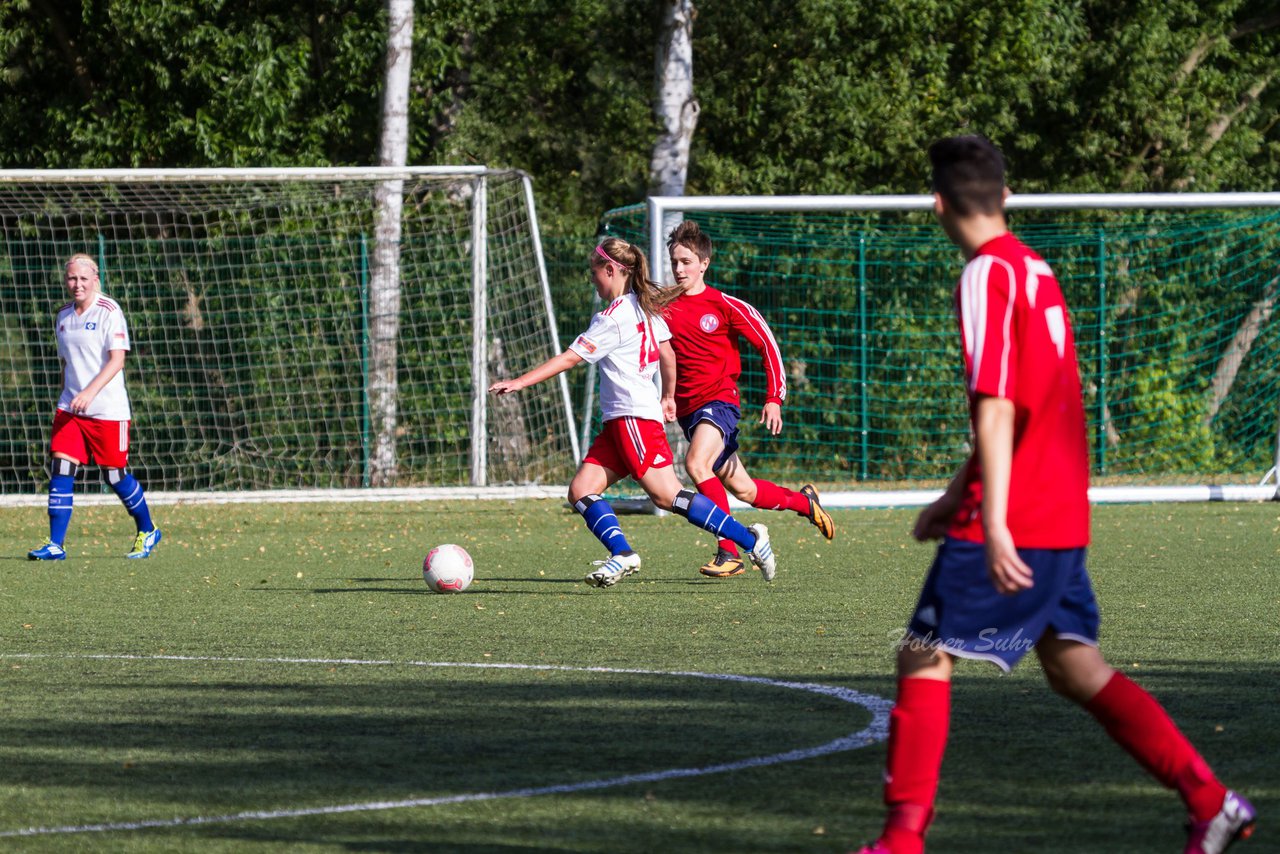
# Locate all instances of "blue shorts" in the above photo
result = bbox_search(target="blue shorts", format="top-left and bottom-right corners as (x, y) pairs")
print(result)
(904, 537), (1100, 672)
(677, 401), (741, 473)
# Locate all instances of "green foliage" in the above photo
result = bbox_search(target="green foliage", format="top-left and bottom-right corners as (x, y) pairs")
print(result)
(687, 0), (1280, 197)
(0, 0), (385, 167)
(1, 1), (1276, 228)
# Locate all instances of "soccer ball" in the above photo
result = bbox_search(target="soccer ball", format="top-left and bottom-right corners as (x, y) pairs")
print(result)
(423, 544), (474, 593)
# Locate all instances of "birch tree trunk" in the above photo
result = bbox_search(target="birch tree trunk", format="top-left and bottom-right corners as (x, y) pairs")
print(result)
(650, 0), (698, 282)
(369, 0), (413, 486)
(648, 0), (698, 446)
(650, 0), (698, 196)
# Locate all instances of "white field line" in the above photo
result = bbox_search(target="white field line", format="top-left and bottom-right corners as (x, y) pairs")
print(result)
(0, 654), (892, 838)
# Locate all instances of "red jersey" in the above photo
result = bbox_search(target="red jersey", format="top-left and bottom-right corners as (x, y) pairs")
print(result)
(947, 233), (1091, 548)
(664, 285), (786, 418)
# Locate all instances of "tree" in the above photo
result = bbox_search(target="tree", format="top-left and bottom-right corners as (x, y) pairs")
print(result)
(369, 0), (414, 486)
(686, 0), (1278, 196)
(650, 0), (698, 197)
(0, 1), (386, 168)
(0, 1), (1276, 232)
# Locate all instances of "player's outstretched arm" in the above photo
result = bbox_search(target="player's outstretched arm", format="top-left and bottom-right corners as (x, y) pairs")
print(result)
(488, 350), (583, 395)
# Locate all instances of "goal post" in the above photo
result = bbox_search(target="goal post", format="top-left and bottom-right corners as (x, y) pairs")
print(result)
(588, 192), (1280, 507)
(0, 167), (580, 499)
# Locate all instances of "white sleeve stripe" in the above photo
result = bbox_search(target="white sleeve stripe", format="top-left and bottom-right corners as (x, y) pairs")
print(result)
(722, 294), (787, 400)
(959, 258), (988, 392)
(997, 259), (1016, 396)
(959, 255), (1017, 397)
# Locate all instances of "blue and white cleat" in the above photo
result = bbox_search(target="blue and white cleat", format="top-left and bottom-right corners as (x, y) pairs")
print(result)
(1186, 790), (1257, 854)
(27, 540), (66, 561)
(584, 551), (641, 588)
(126, 528), (162, 559)
(746, 523), (776, 582)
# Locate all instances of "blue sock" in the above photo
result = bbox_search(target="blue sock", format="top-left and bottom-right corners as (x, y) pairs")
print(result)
(111, 472), (154, 533)
(671, 489), (757, 551)
(48, 473), (74, 545)
(574, 494), (633, 555)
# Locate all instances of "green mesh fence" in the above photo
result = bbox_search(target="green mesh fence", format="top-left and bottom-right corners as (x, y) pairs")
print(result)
(596, 204), (1280, 487)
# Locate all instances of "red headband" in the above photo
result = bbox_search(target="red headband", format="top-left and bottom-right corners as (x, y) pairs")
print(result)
(595, 244), (631, 271)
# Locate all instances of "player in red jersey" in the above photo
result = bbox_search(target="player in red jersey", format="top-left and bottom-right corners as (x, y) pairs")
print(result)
(664, 221), (833, 578)
(850, 137), (1255, 854)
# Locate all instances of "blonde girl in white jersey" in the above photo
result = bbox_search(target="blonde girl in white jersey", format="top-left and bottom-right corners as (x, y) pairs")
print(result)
(28, 253), (161, 561)
(488, 238), (776, 588)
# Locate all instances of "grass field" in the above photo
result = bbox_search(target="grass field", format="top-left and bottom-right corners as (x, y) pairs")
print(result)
(0, 499), (1276, 853)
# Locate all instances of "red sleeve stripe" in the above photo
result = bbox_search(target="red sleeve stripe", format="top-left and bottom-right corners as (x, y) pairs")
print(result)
(97, 297), (120, 312)
(722, 293), (787, 402)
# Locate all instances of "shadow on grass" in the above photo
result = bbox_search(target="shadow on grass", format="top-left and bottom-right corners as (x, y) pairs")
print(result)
(903, 660), (1277, 854)
(1, 659), (1273, 853)
(0, 665), (883, 837)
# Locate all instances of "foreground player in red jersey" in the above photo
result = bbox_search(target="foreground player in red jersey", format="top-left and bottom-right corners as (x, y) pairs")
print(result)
(851, 136), (1255, 854)
(664, 221), (833, 578)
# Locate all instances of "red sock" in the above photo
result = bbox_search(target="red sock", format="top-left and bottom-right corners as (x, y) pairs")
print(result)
(880, 677), (950, 854)
(750, 479), (810, 514)
(1085, 671), (1226, 822)
(695, 477), (737, 554)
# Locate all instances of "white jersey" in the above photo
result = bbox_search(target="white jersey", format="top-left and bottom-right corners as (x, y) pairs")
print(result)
(55, 294), (132, 420)
(569, 293), (671, 422)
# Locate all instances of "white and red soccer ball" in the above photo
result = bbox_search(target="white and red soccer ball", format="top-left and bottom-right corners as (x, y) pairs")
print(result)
(423, 544), (474, 593)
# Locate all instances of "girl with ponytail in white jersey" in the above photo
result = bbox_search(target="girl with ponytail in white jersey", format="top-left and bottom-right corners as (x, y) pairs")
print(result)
(488, 238), (777, 587)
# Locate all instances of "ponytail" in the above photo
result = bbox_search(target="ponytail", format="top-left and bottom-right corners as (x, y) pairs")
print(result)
(595, 237), (679, 318)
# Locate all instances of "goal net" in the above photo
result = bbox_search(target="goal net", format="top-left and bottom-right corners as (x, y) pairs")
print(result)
(596, 193), (1280, 506)
(0, 167), (578, 498)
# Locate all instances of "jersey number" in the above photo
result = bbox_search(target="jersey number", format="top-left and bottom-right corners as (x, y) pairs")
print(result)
(636, 321), (660, 370)
(1025, 257), (1068, 359)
